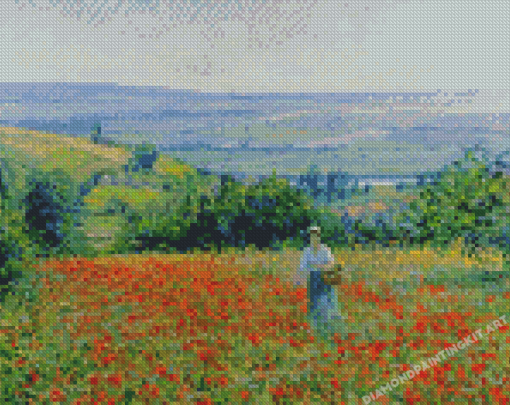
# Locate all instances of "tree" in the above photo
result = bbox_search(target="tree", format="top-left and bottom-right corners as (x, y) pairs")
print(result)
(238, 172), (316, 249)
(128, 143), (159, 173)
(300, 164), (321, 198)
(405, 149), (510, 255)
(23, 168), (82, 256)
(0, 159), (26, 299)
(129, 172), (205, 252)
(91, 123), (102, 144)
(25, 182), (64, 249)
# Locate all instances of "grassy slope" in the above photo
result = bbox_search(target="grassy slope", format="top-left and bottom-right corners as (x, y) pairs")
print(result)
(0, 126), (214, 254)
(0, 127), (203, 186)
(0, 127), (130, 184)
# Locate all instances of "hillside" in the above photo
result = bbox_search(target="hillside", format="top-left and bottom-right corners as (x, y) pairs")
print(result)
(0, 126), (220, 255)
(0, 126), (204, 187)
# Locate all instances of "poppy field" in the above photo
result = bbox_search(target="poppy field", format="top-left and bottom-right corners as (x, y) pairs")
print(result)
(1, 243), (510, 405)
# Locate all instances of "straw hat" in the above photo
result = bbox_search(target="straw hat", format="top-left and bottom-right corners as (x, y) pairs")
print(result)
(309, 226), (321, 234)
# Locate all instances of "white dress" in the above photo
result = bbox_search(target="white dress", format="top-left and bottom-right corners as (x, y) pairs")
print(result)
(297, 244), (342, 334)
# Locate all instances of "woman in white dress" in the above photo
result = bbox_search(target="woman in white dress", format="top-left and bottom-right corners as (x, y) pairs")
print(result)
(293, 226), (343, 338)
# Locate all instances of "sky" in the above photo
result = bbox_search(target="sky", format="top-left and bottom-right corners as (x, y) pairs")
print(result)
(0, 0), (508, 95)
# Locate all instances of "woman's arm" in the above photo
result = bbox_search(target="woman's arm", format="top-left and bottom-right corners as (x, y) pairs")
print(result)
(318, 262), (334, 271)
(320, 247), (341, 285)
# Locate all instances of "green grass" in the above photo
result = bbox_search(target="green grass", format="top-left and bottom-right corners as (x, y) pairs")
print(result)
(0, 127), (131, 184)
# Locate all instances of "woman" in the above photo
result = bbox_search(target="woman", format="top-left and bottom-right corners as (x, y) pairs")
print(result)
(294, 226), (343, 337)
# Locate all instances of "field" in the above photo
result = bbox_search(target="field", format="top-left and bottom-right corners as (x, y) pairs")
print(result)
(0, 127), (130, 184)
(1, 126), (509, 404)
(0, 4), (508, 402)
(1, 243), (509, 404)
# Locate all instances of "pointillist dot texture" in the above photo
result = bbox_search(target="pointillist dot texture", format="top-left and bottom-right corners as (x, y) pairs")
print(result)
(0, 0), (509, 404)
(16, 0), (319, 46)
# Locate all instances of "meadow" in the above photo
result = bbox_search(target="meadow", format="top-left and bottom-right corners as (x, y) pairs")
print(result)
(1, 241), (509, 404)
(1, 128), (510, 404)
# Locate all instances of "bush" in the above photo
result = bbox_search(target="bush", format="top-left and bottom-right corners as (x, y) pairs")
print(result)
(405, 150), (510, 255)
(23, 169), (82, 257)
(126, 171), (319, 253)
(25, 182), (65, 250)
(0, 160), (28, 301)
(213, 173), (316, 249)
(132, 178), (203, 250)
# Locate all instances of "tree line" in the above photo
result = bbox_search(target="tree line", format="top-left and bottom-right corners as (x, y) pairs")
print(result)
(1, 144), (510, 300)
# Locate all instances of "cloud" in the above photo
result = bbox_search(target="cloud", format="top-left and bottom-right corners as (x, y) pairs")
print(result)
(3, 0), (509, 92)
(14, 0), (319, 48)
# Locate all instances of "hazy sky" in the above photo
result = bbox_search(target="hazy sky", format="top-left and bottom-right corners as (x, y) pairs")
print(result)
(0, 0), (508, 93)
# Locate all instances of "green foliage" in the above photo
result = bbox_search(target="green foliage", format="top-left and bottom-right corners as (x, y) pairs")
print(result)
(80, 170), (207, 253)
(99, 168), (319, 252)
(0, 160), (29, 301)
(132, 174), (203, 242)
(212, 176), (250, 231)
(212, 173), (316, 248)
(23, 168), (82, 257)
(313, 209), (351, 247)
(405, 150), (510, 255)
(249, 173), (315, 226)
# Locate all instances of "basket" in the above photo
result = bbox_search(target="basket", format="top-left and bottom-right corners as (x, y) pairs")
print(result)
(322, 264), (342, 285)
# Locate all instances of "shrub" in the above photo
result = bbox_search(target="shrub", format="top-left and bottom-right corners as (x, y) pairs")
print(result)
(405, 149), (510, 255)
(23, 169), (82, 257)
(0, 160), (28, 301)
(212, 173), (316, 249)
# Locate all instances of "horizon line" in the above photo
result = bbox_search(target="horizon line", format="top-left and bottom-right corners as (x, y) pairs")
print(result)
(0, 82), (486, 96)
